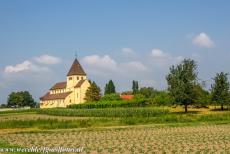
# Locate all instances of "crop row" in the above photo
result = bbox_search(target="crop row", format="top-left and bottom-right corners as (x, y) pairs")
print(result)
(37, 107), (169, 117)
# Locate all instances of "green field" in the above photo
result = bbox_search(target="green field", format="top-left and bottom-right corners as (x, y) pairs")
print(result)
(0, 107), (229, 153)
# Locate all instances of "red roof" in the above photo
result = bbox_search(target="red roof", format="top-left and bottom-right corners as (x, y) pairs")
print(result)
(50, 82), (66, 90)
(40, 92), (72, 101)
(75, 80), (86, 88)
(67, 58), (86, 76)
(120, 94), (134, 100)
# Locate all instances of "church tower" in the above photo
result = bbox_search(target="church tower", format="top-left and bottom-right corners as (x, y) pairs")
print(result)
(40, 58), (90, 108)
(66, 58), (87, 90)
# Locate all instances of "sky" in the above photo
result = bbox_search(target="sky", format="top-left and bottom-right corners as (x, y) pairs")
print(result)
(0, 0), (230, 103)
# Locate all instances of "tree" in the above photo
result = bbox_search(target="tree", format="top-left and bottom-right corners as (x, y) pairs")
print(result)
(132, 80), (139, 94)
(211, 72), (230, 110)
(104, 80), (116, 95)
(138, 87), (159, 98)
(193, 84), (211, 107)
(166, 59), (198, 112)
(0, 104), (7, 108)
(7, 91), (36, 108)
(85, 81), (101, 102)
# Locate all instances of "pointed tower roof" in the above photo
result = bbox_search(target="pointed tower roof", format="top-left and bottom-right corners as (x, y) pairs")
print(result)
(67, 58), (86, 76)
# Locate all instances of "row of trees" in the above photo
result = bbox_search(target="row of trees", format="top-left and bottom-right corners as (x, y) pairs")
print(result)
(85, 59), (230, 112)
(166, 59), (230, 112)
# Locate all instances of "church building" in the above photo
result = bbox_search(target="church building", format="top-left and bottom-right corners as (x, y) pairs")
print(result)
(40, 58), (90, 108)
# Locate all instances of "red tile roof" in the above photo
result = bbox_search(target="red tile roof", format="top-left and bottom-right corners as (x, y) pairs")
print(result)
(75, 80), (86, 88)
(120, 94), (134, 100)
(67, 58), (86, 76)
(50, 82), (66, 90)
(40, 92), (72, 101)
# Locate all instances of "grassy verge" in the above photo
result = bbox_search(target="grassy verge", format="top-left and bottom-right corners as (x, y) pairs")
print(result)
(0, 109), (37, 116)
(0, 110), (229, 129)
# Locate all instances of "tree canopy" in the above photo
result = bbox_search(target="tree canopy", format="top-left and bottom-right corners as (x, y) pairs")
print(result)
(211, 72), (230, 110)
(104, 80), (116, 95)
(7, 91), (36, 108)
(85, 81), (101, 102)
(166, 59), (198, 112)
(132, 80), (139, 94)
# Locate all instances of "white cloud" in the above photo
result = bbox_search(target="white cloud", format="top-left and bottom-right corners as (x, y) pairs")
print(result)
(82, 55), (117, 71)
(193, 32), (214, 48)
(151, 49), (183, 65)
(122, 48), (134, 54)
(121, 61), (147, 71)
(34, 55), (61, 65)
(81, 54), (148, 75)
(4, 60), (32, 73)
(4, 54), (61, 74)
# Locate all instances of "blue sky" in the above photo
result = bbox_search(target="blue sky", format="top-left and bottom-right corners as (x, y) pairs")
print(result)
(0, 0), (230, 103)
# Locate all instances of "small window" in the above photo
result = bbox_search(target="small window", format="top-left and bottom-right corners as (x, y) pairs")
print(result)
(69, 99), (71, 103)
(77, 77), (79, 80)
(69, 77), (72, 80)
(81, 77), (83, 80)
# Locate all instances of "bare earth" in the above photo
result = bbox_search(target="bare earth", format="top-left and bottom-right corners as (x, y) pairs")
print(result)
(0, 124), (229, 154)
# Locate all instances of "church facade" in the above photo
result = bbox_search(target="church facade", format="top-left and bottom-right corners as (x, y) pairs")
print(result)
(40, 58), (90, 108)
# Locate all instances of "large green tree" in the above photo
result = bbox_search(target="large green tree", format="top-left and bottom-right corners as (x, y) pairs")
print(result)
(132, 80), (139, 94)
(85, 81), (101, 102)
(7, 91), (36, 108)
(166, 59), (198, 112)
(211, 72), (230, 110)
(104, 80), (116, 95)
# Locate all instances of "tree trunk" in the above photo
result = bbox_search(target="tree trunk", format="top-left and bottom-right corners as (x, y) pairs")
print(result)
(185, 104), (188, 113)
(221, 104), (224, 111)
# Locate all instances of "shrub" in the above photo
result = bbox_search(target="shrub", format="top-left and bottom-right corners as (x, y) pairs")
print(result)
(101, 93), (121, 101)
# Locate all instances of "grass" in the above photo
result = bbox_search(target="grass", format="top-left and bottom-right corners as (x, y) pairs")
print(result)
(0, 107), (229, 130)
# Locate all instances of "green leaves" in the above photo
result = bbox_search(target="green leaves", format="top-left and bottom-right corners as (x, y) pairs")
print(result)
(166, 59), (198, 112)
(211, 72), (230, 110)
(85, 81), (101, 102)
(104, 80), (116, 95)
(7, 91), (36, 108)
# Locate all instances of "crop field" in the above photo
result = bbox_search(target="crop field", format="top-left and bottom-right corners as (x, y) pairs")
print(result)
(0, 107), (229, 154)
(0, 124), (230, 154)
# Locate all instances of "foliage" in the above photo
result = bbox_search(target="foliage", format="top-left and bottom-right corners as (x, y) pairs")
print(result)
(85, 81), (101, 102)
(138, 87), (159, 98)
(38, 107), (169, 117)
(166, 59), (198, 112)
(7, 91), (36, 108)
(148, 91), (174, 106)
(133, 94), (145, 100)
(0, 104), (7, 108)
(104, 80), (116, 95)
(121, 91), (133, 95)
(211, 72), (230, 110)
(132, 80), (139, 94)
(101, 93), (121, 101)
(68, 99), (148, 109)
(193, 84), (211, 107)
